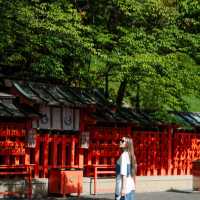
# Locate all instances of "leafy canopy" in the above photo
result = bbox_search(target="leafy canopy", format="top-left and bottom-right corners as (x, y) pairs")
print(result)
(0, 0), (93, 82)
(0, 0), (200, 119)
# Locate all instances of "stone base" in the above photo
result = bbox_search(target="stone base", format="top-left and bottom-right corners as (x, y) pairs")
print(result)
(136, 175), (192, 193)
(0, 178), (48, 198)
(83, 175), (192, 194)
(0, 175), (193, 198)
(193, 176), (200, 191)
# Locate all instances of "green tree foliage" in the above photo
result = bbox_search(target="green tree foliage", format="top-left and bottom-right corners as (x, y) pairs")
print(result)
(0, 0), (200, 118)
(113, 0), (200, 113)
(78, 0), (200, 116)
(0, 0), (93, 83)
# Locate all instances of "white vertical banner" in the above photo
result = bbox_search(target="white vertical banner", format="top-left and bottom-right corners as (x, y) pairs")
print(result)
(74, 109), (80, 131)
(63, 107), (74, 130)
(32, 119), (38, 129)
(39, 105), (50, 129)
(80, 131), (90, 149)
(52, 107), (61, 130)
(27, 129), (36, 148)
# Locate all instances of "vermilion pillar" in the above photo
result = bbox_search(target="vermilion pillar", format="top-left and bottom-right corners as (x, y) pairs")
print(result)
(79, 108), (86, 169)
(61, 135), (67, 168)
(71, 136), (75, 166)
(53, 135), (58, 168)
(34, 134), (40, 178)
(79, 148), (84, 169)
(43, 134), (49, 177)
(25, 150), (30, 165)
(161, 132), (166, 175)
(25, 121), (31, 166)
(15, 155), (20, 165)
(167, 127), (172, 175)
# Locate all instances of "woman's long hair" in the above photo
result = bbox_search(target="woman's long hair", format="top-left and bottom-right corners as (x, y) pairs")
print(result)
(125, 137), (137, 177)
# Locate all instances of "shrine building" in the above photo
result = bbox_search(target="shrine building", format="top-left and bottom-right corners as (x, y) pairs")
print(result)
(0, 78), (199, 196)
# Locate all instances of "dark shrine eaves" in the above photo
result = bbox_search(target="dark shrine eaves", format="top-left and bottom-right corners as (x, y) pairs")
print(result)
(3, 79), (200, 128)
(0, 92), (38, 118)
(8, 80), (110, 107)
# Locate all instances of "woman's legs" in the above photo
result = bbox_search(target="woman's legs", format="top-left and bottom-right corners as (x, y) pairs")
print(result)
(117, 190), (135, 200)
(125, 190), (135, 200)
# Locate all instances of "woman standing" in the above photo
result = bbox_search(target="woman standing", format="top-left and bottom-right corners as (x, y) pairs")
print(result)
(115, 137), (137, 200)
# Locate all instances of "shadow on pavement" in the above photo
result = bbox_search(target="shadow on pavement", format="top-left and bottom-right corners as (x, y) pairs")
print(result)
(166, 188), (193, 193)
(1, 196), (112, 200)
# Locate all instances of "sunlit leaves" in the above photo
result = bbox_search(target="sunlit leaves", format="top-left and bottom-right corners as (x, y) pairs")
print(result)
(0, 0), (200, 117)
(110, 0), (200, 113)
(178, 0), (200, 33)
(0, 0), (93, 80)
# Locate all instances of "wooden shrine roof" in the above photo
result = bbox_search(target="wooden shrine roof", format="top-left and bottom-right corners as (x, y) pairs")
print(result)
(12, 81), (106, 107)
(91, 107), (161, 126)
(3, 79), (200, 128)
(0, 92), (39, 118)
(176, 112), (200, 128)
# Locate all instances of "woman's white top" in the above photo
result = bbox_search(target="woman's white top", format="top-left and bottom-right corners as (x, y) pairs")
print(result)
(115, 151), (135, 198)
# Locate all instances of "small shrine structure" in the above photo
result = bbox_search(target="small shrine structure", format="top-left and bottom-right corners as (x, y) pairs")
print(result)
(0, 91), (37, 198)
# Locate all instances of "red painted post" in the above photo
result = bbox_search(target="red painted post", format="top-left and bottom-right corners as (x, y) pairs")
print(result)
(71, 136), (75, 167)
(178, 134), (184, 175)
(167, 127), (172, 175)
(25, 149), (30, 167)
(34, 134), (40, 178)
(78, 109), (86, 169)
(96, 139), (100, 165)
(160, 131), (167, 175)
(146, 132), (151, 176)
(53, 135), (57, 168)
(61, 135), (67, 168)
(94, 166), (97, 195)
(152, 132), (158, 176)
(186, 134), (191, 175)
(79, 148), (84, 169)
(172, 132), (178, 175)
(103, 128), (107, 165)
(15, 155), (20, 165)
(87, 128), (94, 166)
(43, 134), (49, 177)
(25, 121), (31, 167)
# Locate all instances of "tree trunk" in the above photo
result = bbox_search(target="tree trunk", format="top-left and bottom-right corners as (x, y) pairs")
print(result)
(116, 78), (127, 107)
(104, 74), (109, 99)
(136, 84), (140, 111)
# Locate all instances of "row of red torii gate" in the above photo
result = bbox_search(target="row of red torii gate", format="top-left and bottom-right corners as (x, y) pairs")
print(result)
(0, 79), (200, 179)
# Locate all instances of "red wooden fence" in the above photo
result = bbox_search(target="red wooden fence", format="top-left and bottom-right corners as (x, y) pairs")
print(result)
(33, 133), (82, 178)
(172, 132), (200, 175)
(84, 127), (200, 176)
(1, 125), (200, 178)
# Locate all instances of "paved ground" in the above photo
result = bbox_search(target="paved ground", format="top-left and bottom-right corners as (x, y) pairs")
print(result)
(3, 191), (200, 200)
(2, 190), (200, 200)
(85, 191), (200, 200)
(47, 190), (200, 200)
